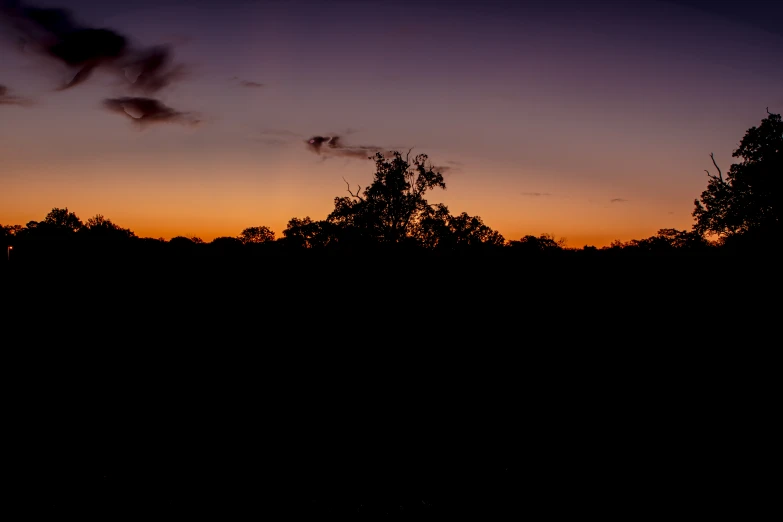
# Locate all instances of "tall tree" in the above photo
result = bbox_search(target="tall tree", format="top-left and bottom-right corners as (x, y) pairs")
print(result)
(42, 208), (83, 232)
(328, 151), (446, 245)
(20, 207), (83, 239)
(693, 110), (782, 240)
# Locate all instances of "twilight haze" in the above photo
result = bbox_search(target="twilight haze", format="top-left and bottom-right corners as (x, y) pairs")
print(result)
(1, 0), (781, 246)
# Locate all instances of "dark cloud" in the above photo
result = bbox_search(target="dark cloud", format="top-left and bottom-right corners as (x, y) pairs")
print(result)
(306, 135), (332, 153)
(610, 198), (628, 203)
(1, 1), (186, 92)
(305, 135), (391, 160)
(431, 165), (454, 174)
(521, 192), (552, 197)
(446, 160), (463, 166)
(240, 80), (264, 88)
(103, 97), (199, 127)
(123, 45), (187, 95)
(0, 83), (33, 106)
(230, 77), (264, 88)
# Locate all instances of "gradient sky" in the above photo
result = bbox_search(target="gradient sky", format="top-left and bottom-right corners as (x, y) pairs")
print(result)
(1, 0), (782, 246)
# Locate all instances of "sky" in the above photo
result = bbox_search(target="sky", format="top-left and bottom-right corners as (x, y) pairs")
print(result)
(1, 0), (781, 246)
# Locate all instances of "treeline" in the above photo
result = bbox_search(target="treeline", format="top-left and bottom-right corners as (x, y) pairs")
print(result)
(0, 210), (720, 260)
(2, 109), (780, 263)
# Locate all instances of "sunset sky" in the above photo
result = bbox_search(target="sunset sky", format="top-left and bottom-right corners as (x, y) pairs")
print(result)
(1, 0), (781, 246)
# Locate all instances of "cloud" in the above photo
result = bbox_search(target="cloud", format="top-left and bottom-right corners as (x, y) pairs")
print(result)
(1, 1), (186, 92)
(230, 77), (264, 88)
(103, 97), (199, 127)
(122, 45), (188, 95)
(610, 198), (628, 203)
(446, 160), (463, 166)
(0, 83), (33, 106)
(521, 192), (552, 197)
(431, 165), (454, 174)
(240, 80), (264, 88)
(305, 135), (391, 160)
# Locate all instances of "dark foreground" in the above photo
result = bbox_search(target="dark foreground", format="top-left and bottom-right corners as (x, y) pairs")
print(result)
(2, 251), (777, 518)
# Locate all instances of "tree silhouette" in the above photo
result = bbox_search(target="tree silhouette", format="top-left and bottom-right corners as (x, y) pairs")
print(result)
(508, 233), (565, 254)
(616, 228), (710, 253)
(169, 236), (199, 248)
(82, 214), (137, 239)
(282, 217), (336, 249)
(328, 151), (446, 245)
(238, 226), (275, 244)
(693, 109), (782, 242)
(43, 208), (83, 231)
(416, 204), (505, 250)
(20, 207), (83, 239)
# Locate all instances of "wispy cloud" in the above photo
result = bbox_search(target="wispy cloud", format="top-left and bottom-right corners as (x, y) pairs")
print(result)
(0, 84), (33, 106)
(232, 77), (264, 88)
(1, 2), (188, 93)
(610, 198), (628, 203)
(521, 192), (552, 197)
(305, 135), (392, 160)
(241, 81), (263, 88)
(432, 164), (455, 174)
(103, 97), (199, 127)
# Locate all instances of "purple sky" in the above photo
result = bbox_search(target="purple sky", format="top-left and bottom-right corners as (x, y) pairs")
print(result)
(1, 0), (781, 245)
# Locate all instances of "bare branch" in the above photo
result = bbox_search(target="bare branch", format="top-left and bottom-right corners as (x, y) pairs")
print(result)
(710, 152), (723, 182)
(767, 106), (772, 116)
(342, 177), (364, 200)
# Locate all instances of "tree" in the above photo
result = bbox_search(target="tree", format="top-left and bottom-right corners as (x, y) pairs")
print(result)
(14, 208), (83, 241)
(42, 207), (83, 232)
(282, 217), (336, 249)
(82, 214), (137, 239)
(210, 236), (244, 256)
(170, 236), (198, 247)
(415, 204), (505, 250)
(693, 109), (782, 240)
(508, 233), (565, 254)
(328, 151), (446, 245)
(239, 226), (275, 244)
(1, 224), (22, 237)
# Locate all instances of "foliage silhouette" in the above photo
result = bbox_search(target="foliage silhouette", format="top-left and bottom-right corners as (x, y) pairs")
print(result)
(508, 233), (566, 254)
(239, 226), (275, 244)
(282, 217), (337, 249)
(82, 214), (137, 240)
(326, 151), (447, 246)
(693, 110), (782, 245)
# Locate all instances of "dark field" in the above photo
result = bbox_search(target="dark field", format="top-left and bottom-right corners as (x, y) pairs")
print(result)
(3, 247), (775, 518)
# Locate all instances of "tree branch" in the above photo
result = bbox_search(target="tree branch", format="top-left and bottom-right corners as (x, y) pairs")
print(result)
(343, 177), (364, 200)
(710, 152), (723, 182)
